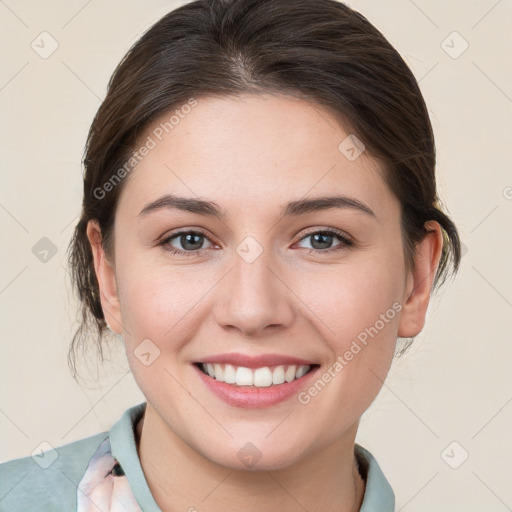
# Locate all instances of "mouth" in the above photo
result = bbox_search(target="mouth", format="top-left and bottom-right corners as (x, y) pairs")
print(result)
(194, 362), (320, 387)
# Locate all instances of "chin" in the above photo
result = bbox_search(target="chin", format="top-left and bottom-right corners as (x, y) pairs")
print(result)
(197, 437), (309, 472)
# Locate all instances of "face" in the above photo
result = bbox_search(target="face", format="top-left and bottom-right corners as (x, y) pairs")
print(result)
(90, 93), (440, 471)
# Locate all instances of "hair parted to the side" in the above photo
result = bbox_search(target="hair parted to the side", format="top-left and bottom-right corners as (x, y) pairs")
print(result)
(67, 0), (461, 380)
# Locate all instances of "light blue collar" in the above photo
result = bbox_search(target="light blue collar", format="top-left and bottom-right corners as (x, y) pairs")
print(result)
(355, 443), (395, 511)
(110, 402), (395, 511)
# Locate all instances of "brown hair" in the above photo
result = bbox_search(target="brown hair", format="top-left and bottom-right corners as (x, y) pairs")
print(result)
(67, 0), (461, 379)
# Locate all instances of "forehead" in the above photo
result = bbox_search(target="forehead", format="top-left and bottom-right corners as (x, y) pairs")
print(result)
(117, 93), (394, 219)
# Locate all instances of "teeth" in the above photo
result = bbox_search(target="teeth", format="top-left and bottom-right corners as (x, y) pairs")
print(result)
(201, 363), (312, 387)
(272, 366), (285, 385)
(224, 364), (236, 383)
(213, 364), (224, 381)
(285, 365), (297, 383)
(236, 367), (253, 386)
(295, 365), (309, 378)
(253, 367), (272, 387)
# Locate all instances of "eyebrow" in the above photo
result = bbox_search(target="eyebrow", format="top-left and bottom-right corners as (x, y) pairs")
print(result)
(137, 193), (375, 219)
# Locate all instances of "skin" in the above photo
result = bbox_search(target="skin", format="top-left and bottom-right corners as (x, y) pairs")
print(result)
(87, 93), (443, 512)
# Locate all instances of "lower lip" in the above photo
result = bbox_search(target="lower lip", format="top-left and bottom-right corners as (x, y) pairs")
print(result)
(193, 364), (320, 408)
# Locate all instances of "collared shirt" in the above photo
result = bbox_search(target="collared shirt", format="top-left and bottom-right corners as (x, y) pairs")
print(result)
(0, 402), (395, 511)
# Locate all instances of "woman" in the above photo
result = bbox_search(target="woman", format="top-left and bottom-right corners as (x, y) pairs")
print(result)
(0, 0), (460, 510)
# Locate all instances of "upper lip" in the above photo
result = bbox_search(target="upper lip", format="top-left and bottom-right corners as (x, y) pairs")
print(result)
(196, 353), (318, 369)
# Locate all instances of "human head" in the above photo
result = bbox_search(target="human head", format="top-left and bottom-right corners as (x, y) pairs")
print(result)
(68, 0), (460, 428)
(68, 0), (460, 374)
(66, 0), (462, 473)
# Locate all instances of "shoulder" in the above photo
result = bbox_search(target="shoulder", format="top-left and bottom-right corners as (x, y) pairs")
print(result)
(0, 431), (108, 512)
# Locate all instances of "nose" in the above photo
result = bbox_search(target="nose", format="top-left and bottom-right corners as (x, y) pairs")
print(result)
(213, 245), (296, 337)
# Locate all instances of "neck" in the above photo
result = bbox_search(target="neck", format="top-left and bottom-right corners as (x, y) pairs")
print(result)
(136, 404), (366, 512)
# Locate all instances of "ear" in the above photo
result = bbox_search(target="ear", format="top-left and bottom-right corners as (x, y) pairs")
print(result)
(398, 220), (444, 338)
(86, 220), (123, 334)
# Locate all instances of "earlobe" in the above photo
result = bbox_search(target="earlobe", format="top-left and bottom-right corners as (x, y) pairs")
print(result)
(86, 220), (123, 334)
(397, 221), (444, 338)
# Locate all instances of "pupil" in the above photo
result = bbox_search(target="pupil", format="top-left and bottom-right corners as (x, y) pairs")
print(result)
(312, 233), (332, 250)
(182, 233), (203, 250)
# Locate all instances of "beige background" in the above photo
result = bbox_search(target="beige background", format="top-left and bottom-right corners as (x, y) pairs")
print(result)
(1, 1), (511, 510)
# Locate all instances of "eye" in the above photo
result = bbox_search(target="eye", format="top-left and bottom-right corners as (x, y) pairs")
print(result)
(295, 228), (353, 254)
(159, 229), (215, 256)
(158, 227), (354, 257)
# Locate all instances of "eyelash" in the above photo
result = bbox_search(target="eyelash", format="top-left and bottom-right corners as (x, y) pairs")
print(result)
(158, 228), (354, 257)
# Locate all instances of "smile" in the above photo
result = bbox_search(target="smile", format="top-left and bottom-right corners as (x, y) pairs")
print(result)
(193, 354), (321, 408)
(197, 363), (316, 387)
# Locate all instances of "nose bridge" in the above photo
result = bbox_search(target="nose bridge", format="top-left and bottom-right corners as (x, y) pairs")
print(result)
(214, 239), (295, 336)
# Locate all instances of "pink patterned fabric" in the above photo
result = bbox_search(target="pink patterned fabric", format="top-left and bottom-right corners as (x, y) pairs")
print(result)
(76, 437), (142, 511)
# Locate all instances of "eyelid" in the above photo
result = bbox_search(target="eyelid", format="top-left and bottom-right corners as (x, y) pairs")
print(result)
(296, 226), (354, 244)
(159, 227), (212, 243)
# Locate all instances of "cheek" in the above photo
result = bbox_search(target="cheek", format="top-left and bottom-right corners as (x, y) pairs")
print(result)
(303, 252), (404, 404)
(306, 255), (404, 347)
(118, 266), (196, 340)
(114, 247), (222, 372)
(296, 267), (401, 424)
(115, 260), (197, 403)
